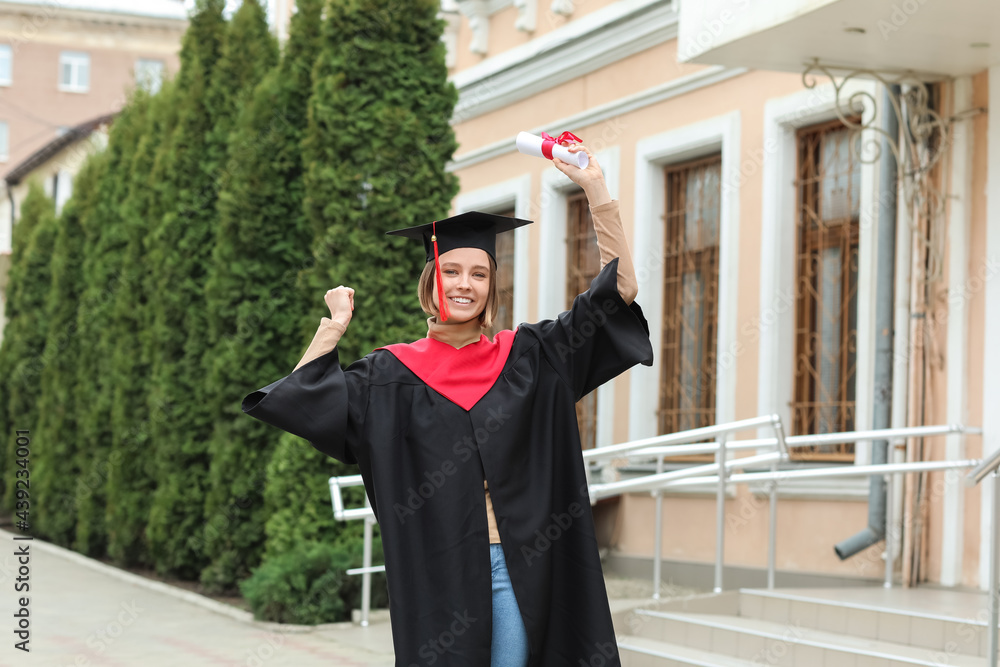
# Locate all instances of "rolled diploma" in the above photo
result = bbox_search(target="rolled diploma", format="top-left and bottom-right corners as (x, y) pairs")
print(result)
(515, 132), (589, 169)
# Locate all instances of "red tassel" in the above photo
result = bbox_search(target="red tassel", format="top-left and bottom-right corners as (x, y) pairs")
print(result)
(432, 220), (450, 322)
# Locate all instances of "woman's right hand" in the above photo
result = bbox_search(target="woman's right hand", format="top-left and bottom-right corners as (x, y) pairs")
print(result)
(325, 286), (355, 328)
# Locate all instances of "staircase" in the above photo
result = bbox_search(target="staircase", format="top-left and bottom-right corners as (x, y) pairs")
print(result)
(613, 587), (996, 666)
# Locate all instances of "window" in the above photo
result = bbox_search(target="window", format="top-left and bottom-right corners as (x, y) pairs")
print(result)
(791, 118), (861, 460)
(135, 58), (164, 94)
(59, 51), (90, 92)
(567, 192), (600, 450)
(659, 155), (721, 439)
(486, 207), (516, 338)
(0, 121), (8, 162)
(0, 45), (11, 85)
(54, 170), (73, 215)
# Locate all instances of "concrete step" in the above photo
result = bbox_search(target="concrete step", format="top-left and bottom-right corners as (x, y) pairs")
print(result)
(738, 588), (992, 658)
(618, 636), (758, 667)
(631, 609), (989, 666)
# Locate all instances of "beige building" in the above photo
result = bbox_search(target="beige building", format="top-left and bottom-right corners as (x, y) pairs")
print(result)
(0, 0), (186, 172)
(0, 0), (186, 337)
(437, 0), (1000, 599)
(5, 0), (997, 605)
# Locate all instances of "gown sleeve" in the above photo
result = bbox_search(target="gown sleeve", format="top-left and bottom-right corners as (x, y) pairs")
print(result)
(527, 256), (654, 402)
(241, 347), (368, 464)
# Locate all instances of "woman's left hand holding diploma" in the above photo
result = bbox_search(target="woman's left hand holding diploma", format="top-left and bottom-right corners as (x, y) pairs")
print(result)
(552, 142), (611, 206)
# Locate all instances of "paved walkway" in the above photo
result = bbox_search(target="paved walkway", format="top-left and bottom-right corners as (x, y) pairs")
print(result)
(0, 529), (396, 667)
(0, 528), (685, 667)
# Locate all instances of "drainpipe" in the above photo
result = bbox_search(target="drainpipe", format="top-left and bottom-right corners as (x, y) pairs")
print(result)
(835, 84), (900, 560)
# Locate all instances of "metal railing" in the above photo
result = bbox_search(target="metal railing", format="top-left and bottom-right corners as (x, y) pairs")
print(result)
(328, 475), (381, 627)
(584, 413), (788, 594)
(587, 419), (980, 593)
(965, 448), (1000, 663)
(329, 415), (994, 664)
(585, 416), (990, 665)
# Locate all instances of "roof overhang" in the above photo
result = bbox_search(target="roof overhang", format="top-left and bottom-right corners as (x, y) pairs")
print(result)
(678, 0), (1000, 79)
(4, 112), (116, 185)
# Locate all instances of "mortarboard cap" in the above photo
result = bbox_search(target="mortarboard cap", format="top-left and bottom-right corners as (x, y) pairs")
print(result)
(385, 211), (532, 265)
(386, 211), (533, 321)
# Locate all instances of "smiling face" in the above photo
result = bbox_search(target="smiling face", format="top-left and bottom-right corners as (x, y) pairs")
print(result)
(417, 246), (499, 328)
(431, 247), (491, 323)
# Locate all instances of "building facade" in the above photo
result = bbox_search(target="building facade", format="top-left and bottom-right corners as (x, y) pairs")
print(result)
(0, 0), (186, 172)
(0, 0), (186, 339)
(443, 0), (999, 591)
(3, 0), (994, 592)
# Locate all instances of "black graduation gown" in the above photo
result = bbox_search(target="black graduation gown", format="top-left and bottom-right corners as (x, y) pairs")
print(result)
(242, 257), (653, 666)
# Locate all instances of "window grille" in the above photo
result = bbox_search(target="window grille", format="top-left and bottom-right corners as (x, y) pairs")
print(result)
(658, 155), (721, 461)
(791, 118), (861, 461)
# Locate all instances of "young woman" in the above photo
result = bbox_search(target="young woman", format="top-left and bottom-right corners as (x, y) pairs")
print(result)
(242, 143), (653, 667)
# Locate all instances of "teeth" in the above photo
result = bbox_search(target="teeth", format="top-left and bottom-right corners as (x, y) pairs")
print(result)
(451, 297), (472, 304)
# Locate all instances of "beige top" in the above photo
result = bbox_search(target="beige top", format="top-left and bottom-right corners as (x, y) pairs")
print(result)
(293, 199), (636, 546)
(485, 480), (501, 543)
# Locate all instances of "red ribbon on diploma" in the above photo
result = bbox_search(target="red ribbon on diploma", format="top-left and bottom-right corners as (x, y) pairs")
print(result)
(540, 131), (583, 160)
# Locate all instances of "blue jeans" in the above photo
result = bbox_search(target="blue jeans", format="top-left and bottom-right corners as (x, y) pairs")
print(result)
(490, 543), (529, 667)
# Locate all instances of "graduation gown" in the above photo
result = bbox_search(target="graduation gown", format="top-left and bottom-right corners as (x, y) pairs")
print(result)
(242, 257), (654, 666)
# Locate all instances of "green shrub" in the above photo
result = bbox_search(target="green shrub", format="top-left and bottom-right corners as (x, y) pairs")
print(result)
(240, 538), (388, 624)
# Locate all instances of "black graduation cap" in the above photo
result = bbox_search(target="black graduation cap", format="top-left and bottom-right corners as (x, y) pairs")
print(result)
(385, 211), (533, 321)
(385, 211), (533, 265)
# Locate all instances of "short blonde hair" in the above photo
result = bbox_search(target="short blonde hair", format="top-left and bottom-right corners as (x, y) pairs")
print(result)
(418, 257), (498, 330)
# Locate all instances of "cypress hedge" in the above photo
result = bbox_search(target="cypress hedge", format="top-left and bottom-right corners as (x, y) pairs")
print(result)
(144, 0), (228, 577)
(104, 83), (177, 566)
(72, 95), (149, 557)
(32, 156), (107, 546)
(1, 184), (59, 515)
(199, 0), (324, 593)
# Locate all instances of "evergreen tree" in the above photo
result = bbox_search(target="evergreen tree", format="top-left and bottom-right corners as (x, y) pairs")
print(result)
(262, 0), (458, 559)
(145, 41), (221, 578)
(0, 184), (58, 513)
(203, 0), (277, 193)
(146, 0), (275, 578)
(262, 435), (364, 559)
(72, 98), (148, 557)
(32, 155), (107, 546)
(301, 0), (459, 362)
(200, 0), (322, 591)
(105, 82), (176, 566)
